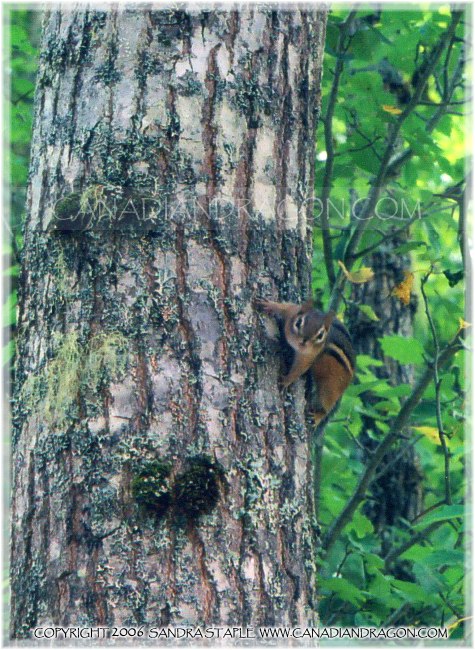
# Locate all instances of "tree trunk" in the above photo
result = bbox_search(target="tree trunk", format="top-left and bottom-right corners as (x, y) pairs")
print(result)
(349, 245), (423, 548)
(11, 6), (327, 636)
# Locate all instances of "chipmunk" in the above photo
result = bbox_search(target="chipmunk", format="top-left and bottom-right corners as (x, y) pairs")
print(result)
(257, 298), (355, 425)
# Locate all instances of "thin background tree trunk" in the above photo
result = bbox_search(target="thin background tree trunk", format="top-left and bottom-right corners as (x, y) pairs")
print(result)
(11, 6), (327, 635)
(348, 246), (423, 545)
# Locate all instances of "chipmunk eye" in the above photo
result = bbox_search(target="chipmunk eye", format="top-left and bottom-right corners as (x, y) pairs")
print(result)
(294, 315), (305, 332)
(314, 327), (326, 343)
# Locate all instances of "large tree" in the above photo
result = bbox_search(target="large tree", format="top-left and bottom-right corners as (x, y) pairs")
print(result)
(11, 7), (327, 635)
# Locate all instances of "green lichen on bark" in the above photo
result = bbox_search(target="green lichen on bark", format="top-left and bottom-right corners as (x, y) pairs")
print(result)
(12, 6), (326, 632)
(20, 331), (128, 428)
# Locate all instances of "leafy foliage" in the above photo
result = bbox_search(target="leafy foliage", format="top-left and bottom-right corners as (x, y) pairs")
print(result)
(4, 9), (40, 363)
(314, 7), (467, 636)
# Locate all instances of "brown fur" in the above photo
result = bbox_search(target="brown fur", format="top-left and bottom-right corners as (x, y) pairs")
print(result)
(257, 297), (355, 424)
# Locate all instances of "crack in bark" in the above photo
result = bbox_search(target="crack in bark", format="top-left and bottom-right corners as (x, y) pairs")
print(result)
(188, 525), (218, 622)
(175, 224), (202, 440)
(256, 552), (276, 625)
(86, 544), (108, 624)
(224, 12), (240, 66)
(274, 20), (292, 239)
(202, 43), (222, 200)
(278, 524), (301, 625)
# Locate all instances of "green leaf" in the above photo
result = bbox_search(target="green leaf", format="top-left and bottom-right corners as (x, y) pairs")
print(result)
(357, 304), (380, 322)
(350, 510), (374, 538)
(366, 553), (385, 569)
(393, 241), (427, 254)
(413, 504), (465, 530)
(371, 383), (412, 398)
(320, 577), (366, 606)
(351, 148), (380, 174)
(3, 341), (15, 366)
(313, 6), (466, 628)
(346, 381), (382, 397)
(392, 579), (433, 604)
(4, 265), (20, 277)
(368, 572), (391, 601)
(373, 399), (400, 414)
(403, 159), (419, 186)
(379, 335), (425, 365)
(413, 562), (447, 592)
(409, 549), (464, 568)
(3, 290), (17, 327)
(350, 29), (385, 61)
(356, 355), (384, 369)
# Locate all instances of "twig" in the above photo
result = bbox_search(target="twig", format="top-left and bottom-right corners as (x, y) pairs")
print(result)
(439, 592), (463, 619)
(457, 183), (467, 266)
(328, 11), (463, 313)
(382, 603), (408, 627)
(383, 47), (465, 182)
(322, 338), (463, 553)
(345, 213), (423, 262)
(319, 11), (358, 286)
(344, 15), (460, 255)
(348, 118), (383, 161)
(442, 32), (456, 100)
(344, 422), (368, 453)
(421, 269), (452, 504)
(427, 50), (464, 132)
(411, 499), (446, 524)
(320, 543), (353, 624)
(384, 520), (446, 568)
(11, 88), (34, 106)
(417, 99), (470, 105)
(335, 543), (353, 577)
(334, 137), (382, 157)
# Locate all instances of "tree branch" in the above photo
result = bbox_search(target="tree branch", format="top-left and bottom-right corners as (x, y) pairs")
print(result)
(421, 269), (452, 504)
(347, 201), (460, 262)
(328, 11), (463, 313)
(411, 499), (446, 524)
(334, 136), (382, 158)
(318, 11), (358, 287)
(382, 603), (408, 627)
(384, 520), (445, 568)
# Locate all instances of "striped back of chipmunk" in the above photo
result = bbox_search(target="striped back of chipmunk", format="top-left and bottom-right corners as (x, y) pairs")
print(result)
(325, 319), (355, 377)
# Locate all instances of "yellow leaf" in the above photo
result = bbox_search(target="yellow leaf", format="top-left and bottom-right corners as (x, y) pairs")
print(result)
(338, 260), (374, 284)
(413, 426), (444, 445)
(458, 318), (471, 330)
(392, 271), (414, 305)
(382, 105), (403, 115)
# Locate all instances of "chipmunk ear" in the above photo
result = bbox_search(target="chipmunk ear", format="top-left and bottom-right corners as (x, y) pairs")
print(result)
(300, 298), (314, 313)
(324, 310), (336, 328)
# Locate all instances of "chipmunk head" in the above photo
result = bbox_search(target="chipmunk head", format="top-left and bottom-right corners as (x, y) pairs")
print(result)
(287, 300), (335, 354)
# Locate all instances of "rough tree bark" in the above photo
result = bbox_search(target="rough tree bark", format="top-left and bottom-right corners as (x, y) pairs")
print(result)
(11, 6), (327, 636)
